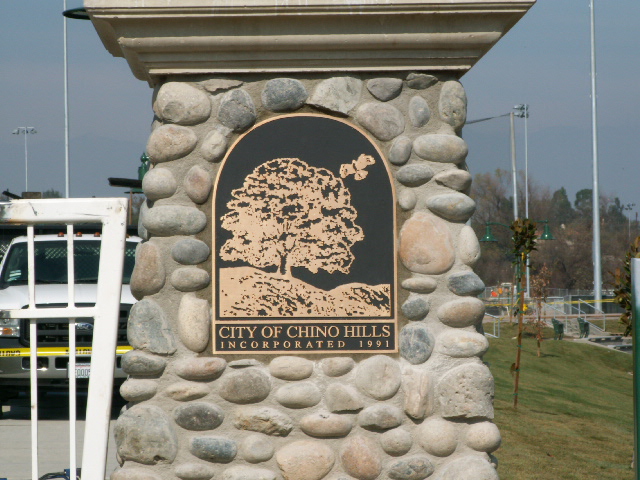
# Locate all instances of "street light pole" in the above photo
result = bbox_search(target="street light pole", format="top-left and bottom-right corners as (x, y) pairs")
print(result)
(590, 0), (602, 310)
(625, 203), (636, 243)
(12, 127), (37, 192)
(63, 0), (70, 198)
(510, 112), (518, 222)
(514, 104), (530, 295)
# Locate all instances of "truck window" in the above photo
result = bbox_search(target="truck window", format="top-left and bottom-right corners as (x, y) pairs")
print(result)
(0, 240), (137, 286)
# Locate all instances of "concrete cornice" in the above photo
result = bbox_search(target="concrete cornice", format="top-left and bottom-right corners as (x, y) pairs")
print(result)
(85, 0), (535, 85)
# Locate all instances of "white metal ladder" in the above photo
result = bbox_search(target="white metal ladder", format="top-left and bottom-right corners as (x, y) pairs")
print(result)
(0, 198), (128, 480)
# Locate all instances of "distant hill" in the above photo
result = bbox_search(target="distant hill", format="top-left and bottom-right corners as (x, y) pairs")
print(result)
(219, 266), (391, 318)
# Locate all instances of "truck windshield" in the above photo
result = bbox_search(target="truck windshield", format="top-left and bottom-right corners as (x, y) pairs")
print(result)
(0, 240), (137, 286)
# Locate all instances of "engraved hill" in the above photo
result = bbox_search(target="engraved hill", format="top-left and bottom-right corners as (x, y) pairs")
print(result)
(219, 266), (391, 318)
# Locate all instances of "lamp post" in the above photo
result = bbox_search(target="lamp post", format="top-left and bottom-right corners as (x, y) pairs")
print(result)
(12, 127), (37, 192)
(514, 104), (530, 295)
(625, 203), (636, 243)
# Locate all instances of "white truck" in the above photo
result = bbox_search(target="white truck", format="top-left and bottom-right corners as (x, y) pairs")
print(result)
(0, 232), (140, 414)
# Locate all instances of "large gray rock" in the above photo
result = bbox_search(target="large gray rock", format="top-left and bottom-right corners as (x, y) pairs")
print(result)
(218, 89), (256, 132)
(142, 205), (207, 236)
(413, 134), (468, 164)
(358, 404), (404, 430)
(190, 436), (237, 463)
(399, 323), (435, 365)
(447, 271), (485, 296)
(276, 440), (336, 480)
(121, 350), (166, 376)
(184, 165), (212, 204)
(269, 356), (314, 380)
(388, 136), (413, 166)
(426, 193), (476, 222)
(396, 164), (434, 187)
(174, 357), (226, 381)
(178, 294), (211, 353)
(234, 406), (294, 436)
(142, 167), (177, 201)
(114, 404), (178, 464)
(437, 363), (495, 420)
(367, 78), (403, 101)
(399, 211), (455, 275)
(172, 238), (210, 265)
(130, 242), (165, 300)
(340, 435), (382, 480)
(436, 456), (499, 480)
(401, 295), (430, 321)
(438, 81), (467, 130)
(171, 267), (211, 292)
(433, 169), (472, 192)
(262, 78), (308, 112)
(408, 95), (431, 128)
(238, 434), (275, 463)
(147, 125), (198, 163)
(406, 73), (437, 90)
(355, 355), (401, 400)
(154, 82), (211, 125)
(275, 382), (321, 409)
(127, 298), (176, 354)
(308, 76), (362, 115)
(437, 297), (485, 328)
(435, 329), (489, 358)
(325, 383), (364, 412)
(300, 411), (354, 438)
(219, 368), (271, 404)
(119, 378), (158, 402)
(356, 102), (405, 141)
(174, 402), (225, 431)
(387, 456), (435, 480)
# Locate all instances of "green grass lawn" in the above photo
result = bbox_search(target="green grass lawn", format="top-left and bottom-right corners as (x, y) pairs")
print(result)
(485, 324), (634, 479)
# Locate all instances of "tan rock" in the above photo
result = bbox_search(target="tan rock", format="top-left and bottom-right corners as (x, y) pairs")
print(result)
(276, 440), (335, 480)
(402, 368), (432, 420)
(457, 225), (481, 266)
(340, 436), (382, 480)
(399, 211), (454, 275)
(437, 298), (485, 328)
(416, 417), (457, 457)
(130, 242), (165, 300)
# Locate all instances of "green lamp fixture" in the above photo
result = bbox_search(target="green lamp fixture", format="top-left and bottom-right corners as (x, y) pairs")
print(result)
(539, 222), (555, 241)
(480, 223), (497, 242)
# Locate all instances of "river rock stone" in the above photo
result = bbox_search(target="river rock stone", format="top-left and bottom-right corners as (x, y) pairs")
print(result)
(401, 276), (437, 294)
(322, 357), (355, 377)
(155, 82), (211, 125)
(402, 368), (432, 420)
(340, 436), (382, 480)
(389, 136), (413, 166)
(356, 355), (401, 400)
(218, 89), (256, 132)
(358, 404), (404, 430)
(398, 189), (417, 211)
(184, 165), (212, 204)
(121, 350), (166, 376)
(356, 102), (405, 141)
(201, 79), (243, 94)
(143, 205), (207, 236)
(234, 407), (293, 436)
(112, 468), (162, 480)
(275, 382), (321, 409)
(262, 78), (308, 112)
(201, 129), (228, 163)
(190, 436), (237, 463)
(119, 378), (158, 402)
(437, 297), (485, 328)
(300, 411), (354, 438)
(147, 125), (198, 163)
(380, 428), (413, 456)
(308, 76), (362, 115)
(178, 294), (211, 353)
(270, 356), (314, 380)
(400, 323), (435, 365)
(396, 164), (434, 187)
(115, 404), (178, 464)
(138, 200), (149, 240)
(276, 440), (335, 480)
(229, 359), (262, 368)
(387, 456), (434, 480)
(448, 271), (485, 296)
(436, 329), (489, 358)
(367, 78), (403, 101)
(406, 73), (437, 90)
(401, 295), (430, 320)
(171, 267), (211, 292)
(433, 169), (472, 191)
(223, 466), (278, 480)
(437, 456), (498, 480)
(465, 422), (501, 452)
(458, 226), (481, 266)
(399, 211), (455, 275)
(142, 167), (177, 201)
(437, 363), (494, 419)
(409, 96), (431, 128)
(413, 134), (468, 164)
(416, 417), (457, 457)
(174, 402), (225, 431)
(174, 463), (216, 480)
(219, 368), (271, 404)
(426, 193), (476, 222)
(174, 357), (226, 381)
(238, 434), (275, 463)
(127, 298), (176, 354)
(172, 238), (210, 265)
(130, 242), (165, 300)
(325, 383), (364, 412)
(164, 381), (210, 401)
(439, 81), (467, 130)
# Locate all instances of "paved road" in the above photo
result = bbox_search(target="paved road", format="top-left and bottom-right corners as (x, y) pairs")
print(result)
(0, 393), (124, 480)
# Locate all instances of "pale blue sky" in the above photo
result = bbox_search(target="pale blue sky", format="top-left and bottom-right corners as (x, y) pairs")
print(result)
(1, 1), (638, 214)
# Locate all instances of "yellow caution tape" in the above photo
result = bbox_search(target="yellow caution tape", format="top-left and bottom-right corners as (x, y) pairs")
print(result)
(0, 346), (133, 357)
(485, 299), (616, 308)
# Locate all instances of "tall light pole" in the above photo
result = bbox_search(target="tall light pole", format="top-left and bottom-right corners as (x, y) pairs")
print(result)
(590, 0), (602, 309)
(64, 0), (70, 198)
(514, 104), (530, 295)
(12, 127), (37, 192)
(625, 203), (636, 243)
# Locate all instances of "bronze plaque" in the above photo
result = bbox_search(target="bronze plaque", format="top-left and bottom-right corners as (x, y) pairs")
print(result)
(213, 114), (397, 354)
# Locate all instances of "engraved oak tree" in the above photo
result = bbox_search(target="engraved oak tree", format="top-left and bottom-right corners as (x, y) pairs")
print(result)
(220, 158), (365, 278)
